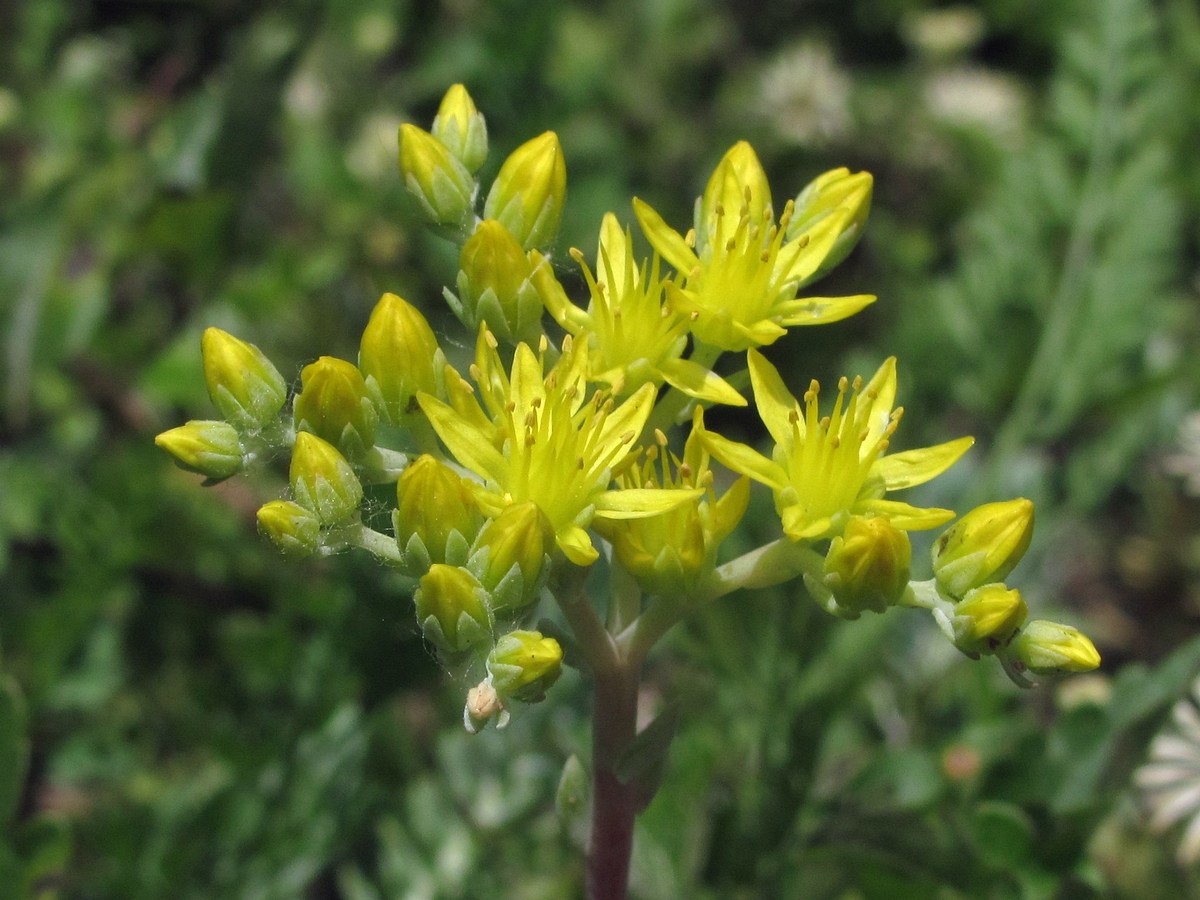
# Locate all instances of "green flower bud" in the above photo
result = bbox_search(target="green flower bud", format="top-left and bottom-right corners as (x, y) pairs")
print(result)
(414, 564), (493, 654)
(289, 431), (363, 525)
(1011, 620), (1101, 675)
(358, 292), (442, 426)
(822, 515), (912, 617)
(483, 131), (566, 250)
(432, 83), (487, 174)
(398, 123), (476, 229)
(201, 328), (287, 432)
(487, 630), (563, 702)
(155, 419), (243, 481)
(394, 455), (482, 571)
(445, 220), (544, 345)
(293, 356), (377, 460)
(471, 501), (554, 611)
(932, 499), (1034, 600)
(952, 584), (1027, 656)
(787, 167), (873, 286)
(256, 499), (320, 556)
(697, 141), (772, 251)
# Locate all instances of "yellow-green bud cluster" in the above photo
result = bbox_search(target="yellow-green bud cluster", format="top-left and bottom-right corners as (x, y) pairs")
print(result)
(398, 122), (476, 231)
(487, 630), (563, 702)
(358, 292), (443, 426)
(155, 420), (243, 482)
(432, 84), (488, 174)
(823, 515), (912, 617)
(256, 500), (320, 557)
(932, 499), (1034, 599)
(465, 502), (554, 613)
(393, 455), (483, 574)
(289, 432), (363, 526)
(201, 327), (288, 432)
(293, 356), (377, 461)
(414, 564), (494, 654)
(483, 132), (566, 250)
(1010, 620), (1101, 676)
(947, 583), (1028, 656)
(445, 220), (545, 346)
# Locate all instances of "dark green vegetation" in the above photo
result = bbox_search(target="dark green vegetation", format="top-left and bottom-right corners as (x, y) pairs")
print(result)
(3, 0), (1200, 895)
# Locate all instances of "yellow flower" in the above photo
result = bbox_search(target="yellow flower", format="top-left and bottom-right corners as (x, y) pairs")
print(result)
(532, 212), (744, 406)
(698, 350), (973, 541)
(633, 142), (875, 351)
(595, 424), (749, 597)
(417, 329), (698, 566)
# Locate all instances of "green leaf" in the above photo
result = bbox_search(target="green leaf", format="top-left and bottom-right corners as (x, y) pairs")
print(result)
(0, 675), (29, 826)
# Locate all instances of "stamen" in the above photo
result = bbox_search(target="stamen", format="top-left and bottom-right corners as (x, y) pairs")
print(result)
(484, 330), (498, 349)
(654, 429), (668, 447)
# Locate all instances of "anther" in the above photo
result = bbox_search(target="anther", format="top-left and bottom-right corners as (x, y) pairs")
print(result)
(654, 428), (668, 447)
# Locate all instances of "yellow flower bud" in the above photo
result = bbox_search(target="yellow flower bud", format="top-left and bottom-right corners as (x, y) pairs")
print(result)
(483, 131), (566, 250)
(256, 499), (320, 556)
(398, 123), (476, 229)
(447, 220), (544, 345)
(1011, 620), (1101, 675)
(932, 499), (1035, 599)
(155, 420), (243, 482)
(432, 83), (487, 174)
(952, 584), (1028, 655)
(289, 431), (363, 525)
(787, 167), (873, 285)
(293, 356), (377, 460)
(471, 502), (554, 610)
(487, 630), (563, 702)
(201, 328), (287, 432)
(358, 292), (442, 426)
(414, 564), (493, 654)
(394, 455), (482, 570)
(697, 141), (773, 251)
(822, 515), (912, 617)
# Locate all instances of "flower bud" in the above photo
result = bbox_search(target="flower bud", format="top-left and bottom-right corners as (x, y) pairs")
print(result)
(697, 141), (772, 251)
(483, 131), (566, 250)
(463, 679), (509, 733)
(155, 420), (243, 481)
(446, 220), (544, 345)
(432, 83), (488, 174)
(289, 431), (363, 525)
(358, 292), (442, 426)
(471, 502), (554, 611)
(414, 564), (493, 654)
(822, 515), (912, 616)
(952, 584), (1027, 655)
(201, 328), (287, 432)
(256, 499), (320, 556)
(394, 455), (482, 571)
(1010, 620), (1101, 675)
(787, 167), (873, 286)
(398, 123), (476, 229)
(932, 499), (1034, 600)
(293, 356), (377, 460)
(487, 630), (563, 702)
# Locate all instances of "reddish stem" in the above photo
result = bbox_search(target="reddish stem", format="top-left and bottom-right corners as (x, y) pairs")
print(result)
(587, 663), (640, 900)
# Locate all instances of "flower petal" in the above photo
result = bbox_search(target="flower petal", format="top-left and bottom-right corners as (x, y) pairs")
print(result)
(861, 356), (898, 448)
(593, 486), (702, 518)
(531, 252), (589, 333)
(775, 294), (876, 327)
(873, 436), (974, 490)
(658, 357), (746, 406)
(857, 498), (956, 531)
(697, 421), (788, 490)
(418, 393), (507, 482)
(596, 382), (656, 448)
(633, 197), (699, 276)
(557, 523), (599, 565)
(748, 349), (801, 449)
(778, 208), (847, 285)
(781, 504), (832, 541)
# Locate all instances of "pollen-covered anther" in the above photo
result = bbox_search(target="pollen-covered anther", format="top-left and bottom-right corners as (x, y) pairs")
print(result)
(577, 456), (586, 470)
(789, 409), (800, 425)
(679, 463), (693, 481)
(469, 364), (482, 381)
(569, 247), (585, 263)
(853, 375), (864, 391)
(685, 228), (696, 248)
(654, 428), (668, 447)
(619, 430), (635, 445)
(484, 330), (499, 349)
(838, 376), (849, 392)
(538, 334), (549, 354)
(725, 237), (737, 253)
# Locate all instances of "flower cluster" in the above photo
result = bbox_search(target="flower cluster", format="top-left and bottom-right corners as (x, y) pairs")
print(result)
(157, 84), (1098, 733)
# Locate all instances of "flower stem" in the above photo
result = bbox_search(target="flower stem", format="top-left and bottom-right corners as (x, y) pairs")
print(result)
(588, 659), (641, 900)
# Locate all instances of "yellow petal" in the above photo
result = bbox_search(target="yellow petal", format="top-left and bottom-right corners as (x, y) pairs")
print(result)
(747, 349), (801, 449)
(593, 486), (702, 518)
(857, 498), (956, 531)
(698, 424), (788, 490)
(873, 436), (974, 490)
(658, 358), (746, 406)
(781, 505), (832, 541)
(418, 393), (506, 482)
(531, 252), (589, 333)
(778, 208), (847, 285)
(633, 197), (699, 276)
(508, 341), (545, 414)
(557, 523), (599, 565)
(775, 294), (876, 327)
(861, 357), (898, 449)
(595, 383), (656, 449)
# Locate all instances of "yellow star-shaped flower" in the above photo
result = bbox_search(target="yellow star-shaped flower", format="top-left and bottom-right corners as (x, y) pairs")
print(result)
(697, 350), (973, 541)
(634, 142), (875, 352)
(418, 328), (699, 566)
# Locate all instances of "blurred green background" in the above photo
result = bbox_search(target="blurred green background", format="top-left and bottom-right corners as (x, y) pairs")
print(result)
(3, 0), (1200, 896)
